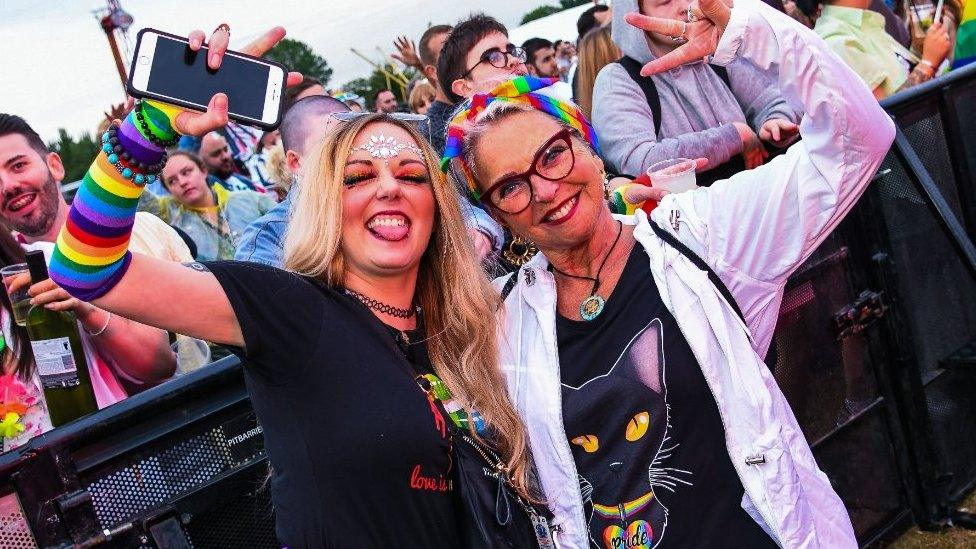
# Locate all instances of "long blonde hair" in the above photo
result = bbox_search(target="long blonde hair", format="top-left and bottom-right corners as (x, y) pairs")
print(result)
(575, 26), (621, 120)
(284, 114), (534, 499)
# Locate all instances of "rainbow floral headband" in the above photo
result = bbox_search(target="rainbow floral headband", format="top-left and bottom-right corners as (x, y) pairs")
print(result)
(439, 76), (601, 201)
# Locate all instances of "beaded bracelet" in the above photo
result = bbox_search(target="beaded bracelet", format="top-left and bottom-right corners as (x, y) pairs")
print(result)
(134, 101), (179, 148)
(103, 122), (168, 172)
(101, 123), (166, 185)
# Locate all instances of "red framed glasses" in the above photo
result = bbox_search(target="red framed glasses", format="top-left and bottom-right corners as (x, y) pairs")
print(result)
(480, 128), (576, 214)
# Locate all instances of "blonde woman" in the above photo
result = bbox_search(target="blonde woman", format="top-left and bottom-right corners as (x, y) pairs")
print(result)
(409, 79), (436, 114)
(47, 27), (533, 547)
(574, 26), (621, 119)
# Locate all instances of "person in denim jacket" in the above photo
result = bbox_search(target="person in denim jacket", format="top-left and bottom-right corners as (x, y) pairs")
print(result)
(145, 151), (275, 261)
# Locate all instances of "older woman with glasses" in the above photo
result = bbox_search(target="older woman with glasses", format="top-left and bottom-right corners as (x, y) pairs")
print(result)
(440, 0), (894, 546)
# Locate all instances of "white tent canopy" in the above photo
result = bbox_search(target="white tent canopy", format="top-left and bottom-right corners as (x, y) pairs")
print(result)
(508, 3), (596, 46)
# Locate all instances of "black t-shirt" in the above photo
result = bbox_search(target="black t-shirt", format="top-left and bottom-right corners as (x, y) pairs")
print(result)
(205, 261), (460, 548)
(556, 245), (777, 549)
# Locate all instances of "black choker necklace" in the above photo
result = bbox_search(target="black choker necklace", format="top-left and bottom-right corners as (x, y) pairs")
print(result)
(548, 221), (623, 321)
(344, 288), (417, 318)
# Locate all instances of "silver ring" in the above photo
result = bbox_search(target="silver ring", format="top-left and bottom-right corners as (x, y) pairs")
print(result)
(670, 21), (688, 42)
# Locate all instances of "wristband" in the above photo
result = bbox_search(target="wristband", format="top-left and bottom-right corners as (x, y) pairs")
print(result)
(610, 184), (642, 215)
(51, 101), (189, 301)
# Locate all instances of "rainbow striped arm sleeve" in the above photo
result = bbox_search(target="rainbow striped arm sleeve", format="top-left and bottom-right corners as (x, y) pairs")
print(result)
(50, 101), (185, 301)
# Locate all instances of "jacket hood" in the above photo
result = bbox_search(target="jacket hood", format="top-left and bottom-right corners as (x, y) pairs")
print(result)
(612, 0), (657, 65)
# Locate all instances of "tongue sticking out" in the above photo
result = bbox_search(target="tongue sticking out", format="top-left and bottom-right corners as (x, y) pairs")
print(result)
(371, 224), (410, 241)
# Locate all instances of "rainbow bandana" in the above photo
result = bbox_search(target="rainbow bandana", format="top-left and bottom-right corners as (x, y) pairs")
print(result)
(439, 76), (601, 202)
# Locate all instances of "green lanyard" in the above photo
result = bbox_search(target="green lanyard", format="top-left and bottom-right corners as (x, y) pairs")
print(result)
(416, 373), (486, 435)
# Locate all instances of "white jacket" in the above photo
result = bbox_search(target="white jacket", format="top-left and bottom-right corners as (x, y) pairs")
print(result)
(492, 1), (895, 547)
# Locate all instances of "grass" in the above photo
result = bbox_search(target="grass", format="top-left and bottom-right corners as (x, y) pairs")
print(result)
(890, 491), (976, 548)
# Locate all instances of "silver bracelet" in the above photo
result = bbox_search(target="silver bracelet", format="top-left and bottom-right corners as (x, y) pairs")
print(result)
(85, 312), (112, 336)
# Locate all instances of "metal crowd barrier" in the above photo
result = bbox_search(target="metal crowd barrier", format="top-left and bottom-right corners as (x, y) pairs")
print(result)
(0, 356), (276, 548)
(767, 62), (976, 546)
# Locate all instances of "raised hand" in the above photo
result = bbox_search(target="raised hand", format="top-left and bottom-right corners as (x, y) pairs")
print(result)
(733, 122), (768, 169)
(921, 21), (952, 69)
(620, 158), (709, 205)
(103, 98), (134, 125)
(392, 35), (422, 68)
(625, 0), (732, 76)
(174, 26), (305, 136)
(759, 118), (800, 148)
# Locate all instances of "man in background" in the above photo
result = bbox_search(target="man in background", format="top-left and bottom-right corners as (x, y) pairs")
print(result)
(0, 113), (181, 406)
(592, 0), (799, 184)
(199, 132), (265, 193)
(577, 4), (612, 38)
(438, 14), (530, 105)
(523, 37), (560, 78)
(236, 96), (350, 267)
(373, 89), (399, 114)
(416, 24), (455, 155)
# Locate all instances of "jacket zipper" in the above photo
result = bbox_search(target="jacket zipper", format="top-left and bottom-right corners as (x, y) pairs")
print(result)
(534, 270), (589, 545)
(657, 217), (782, 545)
(457, 432), (542, 519)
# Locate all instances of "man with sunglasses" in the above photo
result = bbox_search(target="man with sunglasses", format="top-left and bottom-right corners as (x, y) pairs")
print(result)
(431, 14), (543, 262)
(437, 14), (531, 105)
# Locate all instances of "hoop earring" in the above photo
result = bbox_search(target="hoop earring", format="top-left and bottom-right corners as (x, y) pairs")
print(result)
(503, 234), (539, 266)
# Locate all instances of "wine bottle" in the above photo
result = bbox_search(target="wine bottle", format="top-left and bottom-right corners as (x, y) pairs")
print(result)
(24, 250), (97, 426)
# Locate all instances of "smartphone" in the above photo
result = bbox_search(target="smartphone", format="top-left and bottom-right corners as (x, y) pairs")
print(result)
(127, 28), (286, 130)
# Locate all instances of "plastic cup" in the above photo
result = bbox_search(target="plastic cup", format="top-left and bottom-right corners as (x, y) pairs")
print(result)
(173, 336), (212, 374)
(647, 158), (698, 194)
(1, 264), (31, 326)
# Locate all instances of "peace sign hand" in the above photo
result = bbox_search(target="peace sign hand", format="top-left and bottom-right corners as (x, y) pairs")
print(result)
(625, 0), (732, 77)
(172, 26), (305, 136)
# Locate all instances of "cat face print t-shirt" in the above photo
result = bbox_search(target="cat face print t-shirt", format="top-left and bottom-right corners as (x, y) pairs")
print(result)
(556, 245), (778, 549)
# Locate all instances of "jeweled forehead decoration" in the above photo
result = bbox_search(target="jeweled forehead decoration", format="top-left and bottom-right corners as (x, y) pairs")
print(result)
(352, 133), (424, 164)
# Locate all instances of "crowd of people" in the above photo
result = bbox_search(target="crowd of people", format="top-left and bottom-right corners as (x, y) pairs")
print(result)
(0, 0), (965, 545)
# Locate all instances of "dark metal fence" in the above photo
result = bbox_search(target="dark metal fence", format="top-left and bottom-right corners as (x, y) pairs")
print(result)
(0, 358), (276, 548)
(769, 62), (976, 546)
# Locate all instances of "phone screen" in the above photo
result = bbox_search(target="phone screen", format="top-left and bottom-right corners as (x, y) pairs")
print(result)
(146, 35), (271, 120)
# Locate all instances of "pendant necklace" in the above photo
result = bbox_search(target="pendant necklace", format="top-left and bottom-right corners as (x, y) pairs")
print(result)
(549, 220), (623, 321)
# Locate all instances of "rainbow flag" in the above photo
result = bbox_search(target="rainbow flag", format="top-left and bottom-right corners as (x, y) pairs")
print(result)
(954, 0), (976, 68)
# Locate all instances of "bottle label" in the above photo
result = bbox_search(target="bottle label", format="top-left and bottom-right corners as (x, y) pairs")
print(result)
(32, 337), (80, 389)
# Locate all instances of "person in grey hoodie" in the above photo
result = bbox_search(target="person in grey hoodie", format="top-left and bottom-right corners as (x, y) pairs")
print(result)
(592, 0), (801, 183)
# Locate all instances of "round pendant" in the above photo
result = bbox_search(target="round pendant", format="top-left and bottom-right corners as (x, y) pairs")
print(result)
(579, 295), (606, 321)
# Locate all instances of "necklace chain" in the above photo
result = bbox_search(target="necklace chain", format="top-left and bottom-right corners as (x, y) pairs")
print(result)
(344, 288), (417, 318)
(548, 221), (624, 320)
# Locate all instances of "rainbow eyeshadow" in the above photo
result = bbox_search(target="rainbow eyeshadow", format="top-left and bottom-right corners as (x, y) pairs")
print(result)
(343, 170), (375, 186)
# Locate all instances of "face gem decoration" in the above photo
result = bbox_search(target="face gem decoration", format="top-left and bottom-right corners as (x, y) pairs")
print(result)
(353, 133), (424, 165)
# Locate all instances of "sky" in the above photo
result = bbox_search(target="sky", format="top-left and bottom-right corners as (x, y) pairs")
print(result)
(0, 0), (567, 142)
